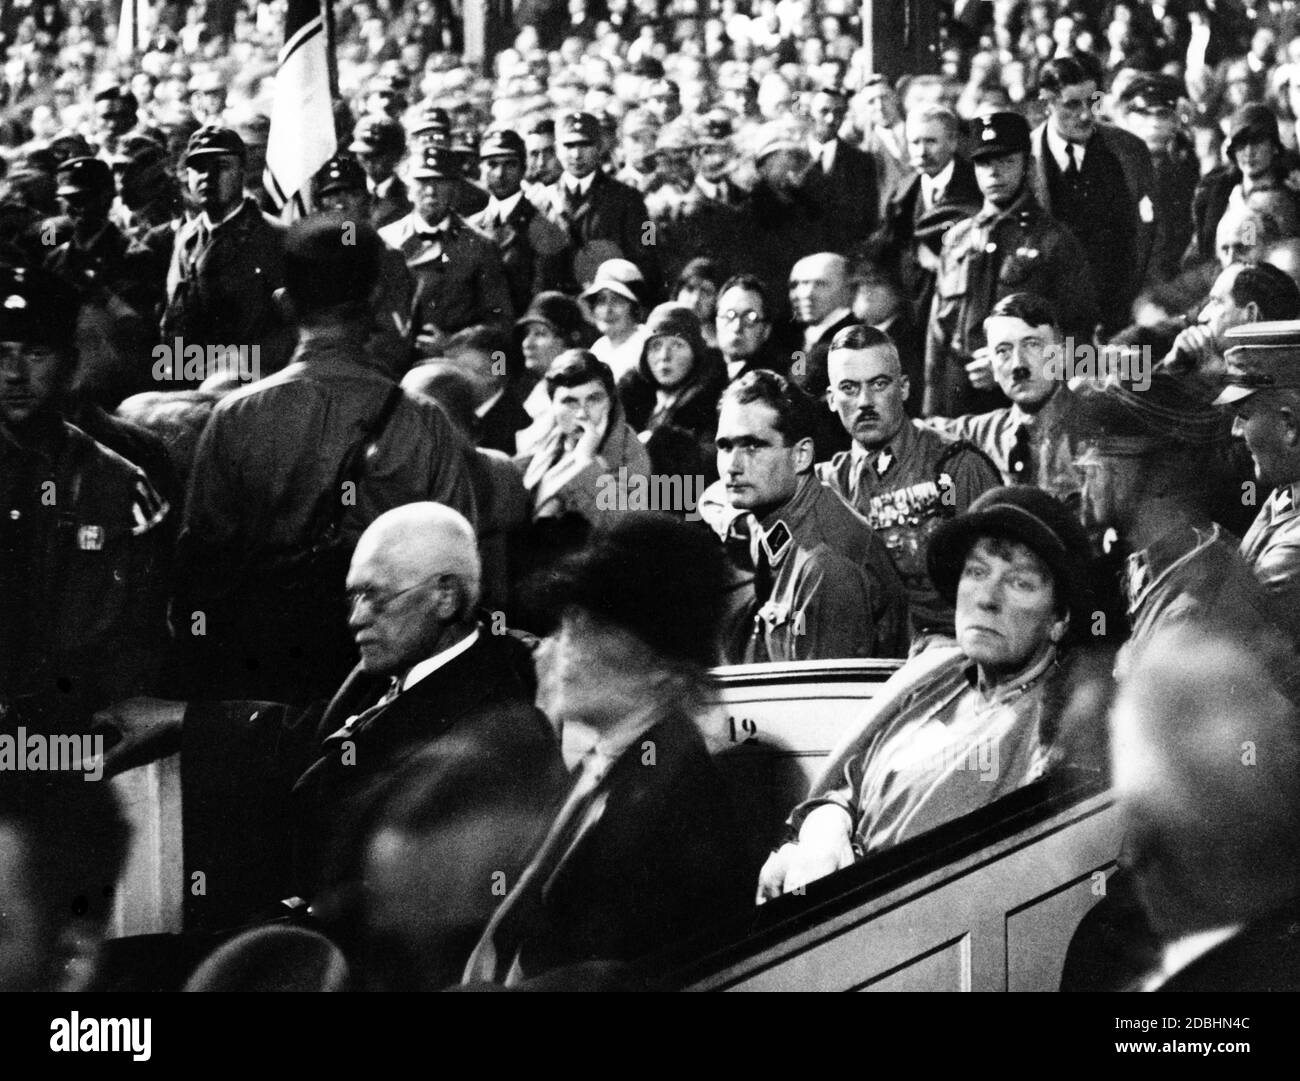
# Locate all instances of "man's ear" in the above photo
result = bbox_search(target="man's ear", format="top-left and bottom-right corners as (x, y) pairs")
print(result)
(899, 374), (911, 403)
(1245, 300), (1262, 324)
(1279, 404), (1300, 447)
(1049, 612), (1070, 645)
(824, 386), (836, 412)
(431, 575), (463, 622)
(793, 435), (816, 472)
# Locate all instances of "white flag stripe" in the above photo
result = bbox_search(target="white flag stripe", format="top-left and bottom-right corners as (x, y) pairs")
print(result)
(265, 11), (336, 211)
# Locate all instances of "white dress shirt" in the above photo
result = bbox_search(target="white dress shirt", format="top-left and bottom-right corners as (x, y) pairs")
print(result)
(921, 158), (956, 209)
(1045, 121), (1087, 174)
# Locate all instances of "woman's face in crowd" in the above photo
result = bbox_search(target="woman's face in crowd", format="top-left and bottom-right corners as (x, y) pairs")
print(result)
(552, 378), (611, 440)
(676, 279), (718, 326)
(521, 321), (568, 374)
(646, 335), (695, 390)
(591, 290), (636, 338)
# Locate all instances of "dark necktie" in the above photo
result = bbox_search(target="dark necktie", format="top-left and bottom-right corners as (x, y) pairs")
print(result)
(752, 521), (791, 608)
(1065, 144), (1080, 183)
(1008, 423), (1033, 484)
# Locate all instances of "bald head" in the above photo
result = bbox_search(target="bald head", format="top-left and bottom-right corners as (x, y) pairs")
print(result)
(1113, 625), (1300, 940)
(789, 253), (852, 327)
(1216, 204), (1275, 268)
(347, 503), (482, 675)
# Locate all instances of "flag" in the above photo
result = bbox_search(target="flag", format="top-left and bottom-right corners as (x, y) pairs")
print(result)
(265, 0), (337, 218)
(116, 0), (153, 61)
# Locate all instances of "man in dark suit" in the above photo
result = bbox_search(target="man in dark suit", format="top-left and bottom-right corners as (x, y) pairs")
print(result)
(466, 128), (569, 318)
(715, 274), (791, 383)
(539, 111), (662, 298)
(1105, 622), (1300, 991)
(789, 251), (856, 458)
(805, 86), (880, 253)
(349, 114), (411, 230)
(870, 104), (981, 327)
(100, 503), (564, 934)
(1029, 56), (1154, 335)
(461, 513), (752, 985)
(380, 146), (514, 356)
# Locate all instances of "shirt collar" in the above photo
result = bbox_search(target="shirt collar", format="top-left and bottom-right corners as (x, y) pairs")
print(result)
(200, 200), (246, 233)
(564, 170), (595, 197)
(487, 190), (524, 221)
(923, 157), (956, 199)
(696, 175), (724, 200)
(369, 173), (396, 198)
(1144, 925), (1241, 991)
(1045, 121), (1087, 173)
(962, 643), (1058, 704)
(416, 212), (453, 238)
(804, 306), (852, 346)
(399, 626), (480, 693)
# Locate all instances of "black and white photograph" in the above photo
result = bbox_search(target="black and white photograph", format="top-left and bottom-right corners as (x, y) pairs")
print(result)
(0, 0), (1296, 1046)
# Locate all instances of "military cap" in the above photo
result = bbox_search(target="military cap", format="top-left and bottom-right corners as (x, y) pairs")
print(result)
(93, 85), (138, 111)
(1120, 74), (1181, 113)
(408, 145), (460, 180)
(56, 156), (114, 197)
(1214, 320), (1300, 405)
(1227, 102), (1281, 153)
(753, 119), (809, 161)
(556, 111), (601, 145)
(914, 203), (977, 251)
(695, 108), (735, 146)
(478, 128), (525, 159)
(1072, 373), (1227, 461)
(407, 105), (451, 137)
(47, 132), (95, 164)
(969, 112), (1032, 161)
(284, 211), (382, 312)
(349, 114), (405, 155)
(0, 264), (79, 350)
(315, 154), (367, 195)
(184, 125), (246, 164)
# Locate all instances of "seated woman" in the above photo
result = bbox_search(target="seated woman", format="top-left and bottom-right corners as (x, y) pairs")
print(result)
(516, 349), (651, 524)
(756, 486), (1105, 901)
(619, 304), (726, 437)
(513, 292), (597, 456)
(673, 257), (726, 354)
(583, 259), (650, 380)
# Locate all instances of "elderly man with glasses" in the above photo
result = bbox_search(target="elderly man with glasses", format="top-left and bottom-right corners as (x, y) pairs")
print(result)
(97, 502), (563, 934)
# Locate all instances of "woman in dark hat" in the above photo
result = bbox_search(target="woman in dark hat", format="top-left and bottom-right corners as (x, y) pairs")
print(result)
(513, 291), (597, 455)
(758, 485), (1112, 901)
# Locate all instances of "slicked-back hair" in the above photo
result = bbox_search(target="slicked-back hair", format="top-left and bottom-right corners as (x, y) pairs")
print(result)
(718, 273), (772, 320)
(544, 348), (616, 401)
(720, 369), (819, 446)
(987, 291), (1061, 330)
(1038, 54), (1101, 96)
(909, 103), (961, 138)
(829, 323), (896, 353)
(1231, 261), (1300, 320)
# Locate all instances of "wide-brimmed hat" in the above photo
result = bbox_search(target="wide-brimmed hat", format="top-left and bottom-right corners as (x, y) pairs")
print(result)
(927, 486), (1094, 629)
(580, 258), (646, 305)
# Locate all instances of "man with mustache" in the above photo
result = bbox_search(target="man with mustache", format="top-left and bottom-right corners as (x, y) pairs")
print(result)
(819, 324), (1000, 640)
(928, 292), (1086, 510)
(926, 111), (1098, 418)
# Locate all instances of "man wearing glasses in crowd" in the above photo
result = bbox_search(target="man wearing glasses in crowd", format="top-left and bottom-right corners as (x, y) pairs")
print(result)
(715, 274), (791, 383)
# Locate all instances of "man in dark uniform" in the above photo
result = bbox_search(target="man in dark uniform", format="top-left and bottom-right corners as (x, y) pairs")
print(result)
(161, 126), (292, 381)
(1217, 320), (1300, 619)
(702, 370), (909, 662)
(43, 157), (166, 406)
(466, 128), (569, 317)
(818, 325), (1001, 639)
(1119, 74), (1199, 285)
(539, 111), (661, 298)
(927, 112), (1098, 418)
(349, 114), (412, 230)
(649, 108), (747, 284)
(1030, 56), (1155, 334)
(0, 265), (169, 730)
(312, 154), (416, 374)
(380, 146), (514, 357)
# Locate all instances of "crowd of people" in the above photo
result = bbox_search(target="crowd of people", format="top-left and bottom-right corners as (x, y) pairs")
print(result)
(5, 0), (1300, 992)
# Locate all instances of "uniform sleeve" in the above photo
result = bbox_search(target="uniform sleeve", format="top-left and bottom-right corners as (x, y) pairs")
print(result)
(941, 443), (1003, 514)
(784, 548), (876, 661)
